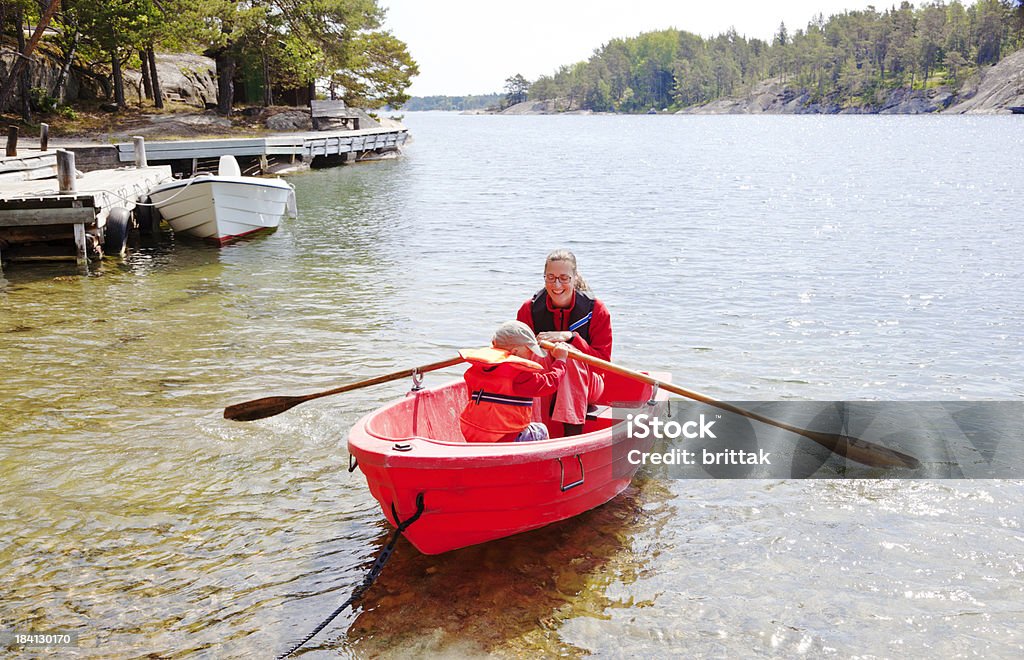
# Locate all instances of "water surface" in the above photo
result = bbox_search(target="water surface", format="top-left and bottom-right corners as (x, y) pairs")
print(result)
(1, 113), (1022, 657)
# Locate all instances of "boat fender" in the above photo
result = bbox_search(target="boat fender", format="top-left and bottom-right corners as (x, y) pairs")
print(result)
(103, 207), (132, 256)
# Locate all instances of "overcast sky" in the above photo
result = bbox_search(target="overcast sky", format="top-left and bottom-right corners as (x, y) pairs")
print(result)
(381, 0), (884, 96)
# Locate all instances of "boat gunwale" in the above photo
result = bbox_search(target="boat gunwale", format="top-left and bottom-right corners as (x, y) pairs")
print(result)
(347, 376), (670, 464)
(148, 175), (294, 196)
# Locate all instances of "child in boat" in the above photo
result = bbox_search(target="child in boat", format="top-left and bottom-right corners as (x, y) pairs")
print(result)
(459, 320), (571, 443)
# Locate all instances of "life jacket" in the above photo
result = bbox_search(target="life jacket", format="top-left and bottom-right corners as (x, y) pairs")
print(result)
(530, 288), (595, 343)
(458, 347), (544, 443)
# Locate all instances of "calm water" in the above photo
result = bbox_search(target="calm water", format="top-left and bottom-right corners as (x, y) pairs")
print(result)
(1, 113), (1022, 657)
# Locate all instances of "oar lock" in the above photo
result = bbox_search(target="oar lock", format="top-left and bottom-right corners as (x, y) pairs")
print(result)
(647, 382), (660, 406)
(410, 369), (425, 391)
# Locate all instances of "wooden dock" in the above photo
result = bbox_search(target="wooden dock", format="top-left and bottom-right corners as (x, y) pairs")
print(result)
(113, 127), (409, 172)
(1, 122), (410, 270)
(0, 164), (171, 271)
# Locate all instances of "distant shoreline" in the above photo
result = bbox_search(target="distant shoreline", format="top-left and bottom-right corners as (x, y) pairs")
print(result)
(420, 47), (1024, 117)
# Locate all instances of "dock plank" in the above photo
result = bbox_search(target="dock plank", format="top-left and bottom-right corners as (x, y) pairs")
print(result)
(0, 164), (58, 182)
(0, 152), (56, 173)
(0, 206), (95, 227)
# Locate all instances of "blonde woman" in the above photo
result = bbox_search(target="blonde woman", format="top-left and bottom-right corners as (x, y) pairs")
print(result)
(516, 249), (612, 436)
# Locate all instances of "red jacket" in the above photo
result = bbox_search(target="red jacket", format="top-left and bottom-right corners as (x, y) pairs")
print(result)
(459, 348), (567, 443)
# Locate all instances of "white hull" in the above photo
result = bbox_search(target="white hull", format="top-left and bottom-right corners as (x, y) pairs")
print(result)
(149, 176), (296, 244)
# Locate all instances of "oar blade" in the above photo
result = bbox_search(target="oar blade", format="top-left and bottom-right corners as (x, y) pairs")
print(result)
(224, 395), (306, 422)
(806, 430), (921, 469)
(540, 339), (922, 471)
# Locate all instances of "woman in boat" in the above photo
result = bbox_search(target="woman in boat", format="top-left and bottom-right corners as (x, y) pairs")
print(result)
(459, 320), (571, 443)
(516, 249), (613, 437)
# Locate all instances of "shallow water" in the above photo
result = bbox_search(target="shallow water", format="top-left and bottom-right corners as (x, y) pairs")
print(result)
(1, 113), (1022, 657)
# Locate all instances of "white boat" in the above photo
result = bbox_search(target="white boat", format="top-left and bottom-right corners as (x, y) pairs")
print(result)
(148, 156), (297, 244)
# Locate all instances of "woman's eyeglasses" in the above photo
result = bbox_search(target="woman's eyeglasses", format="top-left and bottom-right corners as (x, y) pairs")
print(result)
(544, 274), (573, 284)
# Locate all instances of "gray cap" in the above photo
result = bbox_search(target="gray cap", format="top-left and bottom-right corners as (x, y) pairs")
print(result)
(492, 320), (546, 358)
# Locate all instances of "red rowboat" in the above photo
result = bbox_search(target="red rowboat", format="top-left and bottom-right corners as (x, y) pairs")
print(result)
(347, 369), (670, 554)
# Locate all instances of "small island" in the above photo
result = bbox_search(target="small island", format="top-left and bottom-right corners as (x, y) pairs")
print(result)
(416, 1), (1024, 116)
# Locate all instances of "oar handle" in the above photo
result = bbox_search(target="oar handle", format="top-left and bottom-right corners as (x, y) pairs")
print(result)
(540, 340), (920, 469)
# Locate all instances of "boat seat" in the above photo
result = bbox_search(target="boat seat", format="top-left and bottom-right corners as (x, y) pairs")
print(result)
(218, 155), (242, 176)
(586, 405), (612, 421)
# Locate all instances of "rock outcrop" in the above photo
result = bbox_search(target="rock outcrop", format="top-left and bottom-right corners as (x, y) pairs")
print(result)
(677, 78), (957, 115)
(944, 47), (1024, 113)
(679, 48), (1022, 115)
(0, 46), (104, 104)
(1, 48), (217, 108)
(499, 99), (588, 114)
(120, 54), (217, 107)
(877, 87), (956, 113)
(262, 108), (313, 131)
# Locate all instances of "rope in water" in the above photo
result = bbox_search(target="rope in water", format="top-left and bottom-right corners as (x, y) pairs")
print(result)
(277, 493), (425, 659)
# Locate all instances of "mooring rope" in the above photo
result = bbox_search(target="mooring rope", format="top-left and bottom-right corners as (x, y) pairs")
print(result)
(95, 172), (205, 208)
(277, 493), (425, 659)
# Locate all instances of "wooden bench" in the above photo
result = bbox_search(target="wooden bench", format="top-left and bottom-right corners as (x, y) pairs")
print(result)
(310, 100), (362, 131)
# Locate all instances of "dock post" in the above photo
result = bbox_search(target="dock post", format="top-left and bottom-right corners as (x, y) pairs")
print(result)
(73, 222), (89, 273)
(40, 123), (49, 151)
(133, 136), (147, 168)
(57, 150), (77, 193)
(6, 125), (17, 157)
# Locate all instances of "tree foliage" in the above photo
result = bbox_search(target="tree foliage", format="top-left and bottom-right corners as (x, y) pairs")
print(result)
(503, 73), (530, 107)
(404, 94), (502, 111)
(529, 0), (1022, 112)
(0, 0), (418, 113)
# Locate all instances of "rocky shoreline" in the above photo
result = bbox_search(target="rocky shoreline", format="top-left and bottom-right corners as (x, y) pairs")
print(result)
(488, 48), (1024, 116)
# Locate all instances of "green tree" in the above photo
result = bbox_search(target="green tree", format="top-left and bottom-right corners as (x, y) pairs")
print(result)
(503, 73), (530, 107)
(1014, 0), (1024, 47)
(943, 49), (968, 84)
(0, 0), (61, 116)
(73, 0), (165, 110)
(333, 31), (419, 108)
(973, 0), (1007, 64)
(918, 2), (947, 84)
(181, 0), (415, 114)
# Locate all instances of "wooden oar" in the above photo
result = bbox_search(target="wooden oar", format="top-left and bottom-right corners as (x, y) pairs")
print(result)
(540, 340), (920, 469)
(224, 356), (464, 422)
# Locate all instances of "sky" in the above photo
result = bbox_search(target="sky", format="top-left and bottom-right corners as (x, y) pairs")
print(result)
(381, 0), (884, 97)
